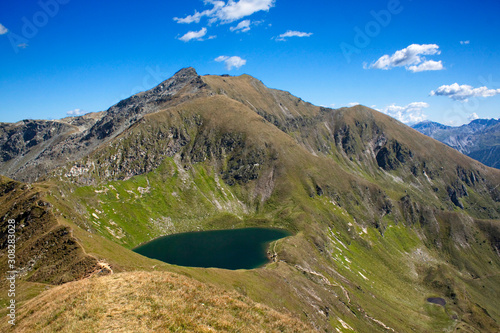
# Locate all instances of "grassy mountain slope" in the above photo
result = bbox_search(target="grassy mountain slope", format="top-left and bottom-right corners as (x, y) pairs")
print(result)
(0, 176), (104, 285)
(1, 69), (499, 332)
(2, 271), (312, 333)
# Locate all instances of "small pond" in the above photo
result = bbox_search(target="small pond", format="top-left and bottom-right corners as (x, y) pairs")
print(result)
(133, 227), (291, 270)
(427, 297), (446, 307)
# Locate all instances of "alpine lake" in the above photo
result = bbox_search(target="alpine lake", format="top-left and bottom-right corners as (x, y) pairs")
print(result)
(133, 227), (292, 270)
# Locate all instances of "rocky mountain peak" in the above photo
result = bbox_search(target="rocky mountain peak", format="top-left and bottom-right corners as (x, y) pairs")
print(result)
(172, 67), (198, 79)
(0, 68), (211, 182)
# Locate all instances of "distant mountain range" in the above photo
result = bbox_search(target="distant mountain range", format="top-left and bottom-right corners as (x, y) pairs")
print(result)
(412, 118), (500, 169)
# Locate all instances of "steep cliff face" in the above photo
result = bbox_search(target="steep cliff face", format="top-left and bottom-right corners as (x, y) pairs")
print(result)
(1, 69), (500, 332)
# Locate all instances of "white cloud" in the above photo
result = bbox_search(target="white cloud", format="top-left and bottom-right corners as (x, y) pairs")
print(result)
(174, 0), (274, 25)
(230, 20), (251, 32)
(380, 102), (430, 124)
(66, 109), (87, 116)
(460, 40), (470, 45)
(174, 11), (206, 24)
(368, 44), (444, 72)
(276, 30), (313, 41)
(178, 27), (207, 42)
(430, 83), (500, 102)
(173, 1), (224, 24)
(218, 0), (274, 22)
(347, 102), (360, 107)
(468, 113), (479, 121)
(0, 23), (8, 35)
(215, 55), (247, 70)
(408, 60), (444, 73)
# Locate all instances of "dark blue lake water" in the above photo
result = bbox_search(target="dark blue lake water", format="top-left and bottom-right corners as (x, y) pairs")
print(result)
(133, 227), (291, 270)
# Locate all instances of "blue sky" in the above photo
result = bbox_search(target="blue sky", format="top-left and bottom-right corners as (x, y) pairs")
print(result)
(1, 0), (499, 125)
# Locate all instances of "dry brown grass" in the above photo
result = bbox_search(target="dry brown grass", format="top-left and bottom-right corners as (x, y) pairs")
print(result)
(4, 271), (314, 333)
(202, 74), (320, 120)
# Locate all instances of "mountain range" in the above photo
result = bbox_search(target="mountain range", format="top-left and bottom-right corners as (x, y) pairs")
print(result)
(412, 118), (500, 169)
(1, 68), (499, 332)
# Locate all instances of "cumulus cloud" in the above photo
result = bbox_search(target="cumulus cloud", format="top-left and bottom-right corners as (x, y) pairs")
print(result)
(276, 30), (313, 41)
(468, 113), (479, 121)
(380, 102), (430, 124)
(230, 20), (251, 32)
(174, 0), (274, 25)
(408, 60), (444, 73)
(0, 23), (8, 35)
(430, 83), (500, 102)
(218, 0), (274, 22)
(215, 55), (247, 70)
(368, 44), (444, 72)
(178, 27), (207, 42)
(66, 109), (87, 116)
(460, 40), (470, 45)
(347, 102), (360, 107)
